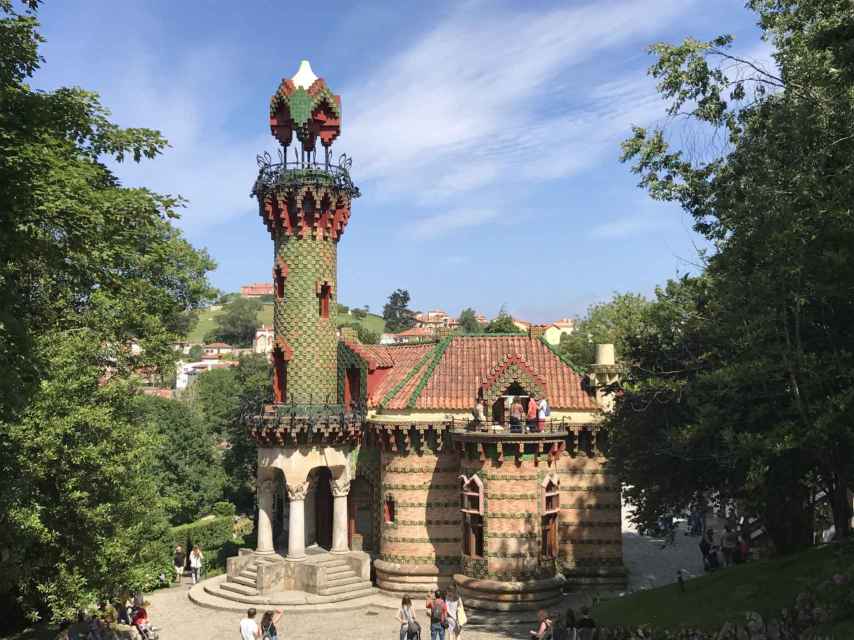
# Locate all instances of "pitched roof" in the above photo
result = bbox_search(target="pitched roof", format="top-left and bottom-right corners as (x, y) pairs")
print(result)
(396, 327), (435, 337)
(374, 335), (594, 411)
(342, 340), (395, 370)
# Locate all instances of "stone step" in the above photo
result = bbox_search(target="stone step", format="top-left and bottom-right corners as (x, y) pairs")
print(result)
(231, 575), (256, 588)
(316, 581), (374, 596)
(220, 582), (259, 597)
(325, 565), (353, 576)
(323, 575), (363, 588)
(239, 569), (257, 579)
(192, 577), (387, 611)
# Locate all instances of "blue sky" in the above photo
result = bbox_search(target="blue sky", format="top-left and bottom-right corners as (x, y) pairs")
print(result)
(33, 0), (768, 323)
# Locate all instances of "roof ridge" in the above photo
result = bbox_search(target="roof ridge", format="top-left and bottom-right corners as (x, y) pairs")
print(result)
(405, 336), (453, 409)
(377, 344), (437, 409)
(537, 335), (585, 375)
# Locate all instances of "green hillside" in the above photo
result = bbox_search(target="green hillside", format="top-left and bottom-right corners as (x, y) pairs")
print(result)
(594, 542), (854, 635)
(186, 301), (383, 343)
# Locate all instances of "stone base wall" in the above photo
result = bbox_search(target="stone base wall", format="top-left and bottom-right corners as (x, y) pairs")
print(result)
(453, 574), (565, 612)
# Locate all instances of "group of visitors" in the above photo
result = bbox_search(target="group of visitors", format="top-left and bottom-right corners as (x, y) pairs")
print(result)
(529, 606), (597, 640)
(471, 395), (551, 433)
(174, 544), (205, 585)
(55, 593), (158, 640)
(699, 525), (750, 571)
(397, 588), (467, 640)
(239, 607), (284, 640)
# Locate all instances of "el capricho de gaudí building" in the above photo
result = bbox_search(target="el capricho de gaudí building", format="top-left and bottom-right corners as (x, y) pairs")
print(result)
(212, 60), (625, 611)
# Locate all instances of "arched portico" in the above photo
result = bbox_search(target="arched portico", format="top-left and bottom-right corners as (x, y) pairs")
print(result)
(256, 445), (353, 560)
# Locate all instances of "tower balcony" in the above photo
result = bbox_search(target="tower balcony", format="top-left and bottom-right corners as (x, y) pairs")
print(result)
(248, 401), (366, 447)
(252, 153), (360, 200)
(446, 417), (570, 444)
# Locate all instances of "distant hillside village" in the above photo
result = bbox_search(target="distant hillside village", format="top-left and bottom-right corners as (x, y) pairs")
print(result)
(142, 283), (576, 396)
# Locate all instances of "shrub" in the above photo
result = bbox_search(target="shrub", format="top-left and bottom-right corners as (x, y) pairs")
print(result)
(212, 501), (236, 517)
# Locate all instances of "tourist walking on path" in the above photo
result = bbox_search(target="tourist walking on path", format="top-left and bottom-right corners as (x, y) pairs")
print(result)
(240, 608), (261, 640)
(260, 608), (283, 640)
(722, 525), (738, 566)
(537, 396), (549, 431)
(425, 590), (448, 640)
(526, 396), (538, 432)
(189, 546), (204, 584)
(445, 587), (467, 640)
(173, 545), (186, 585)
(529, 609), (554, 639)
(397, 595), (420, 640)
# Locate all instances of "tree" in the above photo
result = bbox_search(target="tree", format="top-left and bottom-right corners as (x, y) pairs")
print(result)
(186, 366), (239, 439)
(557, 293), (648, 368)
(188, 344), (203, 361)
(458, 308), (482, 334)
(383, 289), (416, 333)
(617, 0), (854, 546)
(132, 395), (226, 525)
(0, 1), (215, 623)
(484, 308), (523, 334)
(206, 297), (262, 347)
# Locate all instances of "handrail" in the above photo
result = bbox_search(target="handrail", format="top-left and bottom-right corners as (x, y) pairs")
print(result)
(446, 416), (570, 435)
(252, 151), (360, 198)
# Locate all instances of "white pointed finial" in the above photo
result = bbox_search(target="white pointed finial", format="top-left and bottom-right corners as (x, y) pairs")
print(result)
(292, 60), (319, 89)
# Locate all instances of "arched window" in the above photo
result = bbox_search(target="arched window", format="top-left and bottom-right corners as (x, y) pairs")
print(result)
(460, 475), (484, 558)
(383, 494), (396, 524)
(541, 475), (559, 558)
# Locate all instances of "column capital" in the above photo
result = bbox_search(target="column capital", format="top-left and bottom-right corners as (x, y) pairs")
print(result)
(330, 477), (351, 498)
(287, 480), (311, 501)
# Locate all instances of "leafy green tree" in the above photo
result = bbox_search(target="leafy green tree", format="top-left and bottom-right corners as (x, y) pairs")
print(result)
(558, 293), (648, 368)
(186, 366), (239, 438)
(356, 325), (380, 345)
(351, 307), (367, 319)
(0, 1), (215, 623)
(382, 289), (416, 333)
(206, 297), (262, 347)
(458, 308), (482, 334)
(336, 303), (349, 315)
(188, 344), (203, 361)
(617, 0), (854, 545)
(484, 308), (523, 334)
(132, 395), (226, 525)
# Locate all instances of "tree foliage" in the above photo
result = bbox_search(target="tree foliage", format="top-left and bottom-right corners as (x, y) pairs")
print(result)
(558, 293), (648, 369)
(457, 308), (482, 334)
(610, 0), (854, 549)
(205, 297), (262, 347)
(0, 1), (216, 623)
(484, 309), (523, 334)
(382, 289), (416, 333)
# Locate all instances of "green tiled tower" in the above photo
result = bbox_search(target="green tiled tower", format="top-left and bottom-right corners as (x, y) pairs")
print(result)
(252, 60), (359, 407)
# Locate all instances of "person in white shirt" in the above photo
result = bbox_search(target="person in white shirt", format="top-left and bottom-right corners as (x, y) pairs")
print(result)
(240, 608), (260, 640)
(537, 397), (550, 431)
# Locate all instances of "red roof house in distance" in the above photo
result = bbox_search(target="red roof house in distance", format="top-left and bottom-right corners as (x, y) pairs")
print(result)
(241, 282), (274, 298)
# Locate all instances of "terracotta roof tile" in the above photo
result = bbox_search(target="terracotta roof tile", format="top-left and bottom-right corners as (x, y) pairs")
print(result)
(379, 336), (594, 411)
(369, 343), (436, 407)
(342, 340), (395, 370)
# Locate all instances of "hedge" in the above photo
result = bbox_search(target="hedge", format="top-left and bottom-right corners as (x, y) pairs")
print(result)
(169, 515), (237, 573)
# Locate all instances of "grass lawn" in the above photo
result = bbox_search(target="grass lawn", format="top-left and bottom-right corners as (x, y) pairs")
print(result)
(185, 303), (383, 344)
(594, 542), (854, 634)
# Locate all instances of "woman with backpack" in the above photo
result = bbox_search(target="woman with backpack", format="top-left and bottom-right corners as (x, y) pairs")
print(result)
(260, 608), (283, 640)
(397, 595), (420, 640)
(529, 609), (554, 640)
(445, 587), (467, 640)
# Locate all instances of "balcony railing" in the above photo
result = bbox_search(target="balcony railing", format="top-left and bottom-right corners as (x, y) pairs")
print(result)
(446, 417), (570, 438)
(252, 151), (360, 199)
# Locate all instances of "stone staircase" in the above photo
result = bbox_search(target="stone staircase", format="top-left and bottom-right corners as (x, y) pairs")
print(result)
(313, 556), (373, 598)
(199, 551), (375, 608)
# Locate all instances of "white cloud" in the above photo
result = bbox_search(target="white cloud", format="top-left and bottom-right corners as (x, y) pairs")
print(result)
(410, 208), (498, 239)
(340, 0), (691, 222)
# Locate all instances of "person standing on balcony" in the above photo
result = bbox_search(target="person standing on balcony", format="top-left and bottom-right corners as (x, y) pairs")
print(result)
(526, 396), (538, 432)
(509, 397), (524, 433)
(537, 396), (550, 432)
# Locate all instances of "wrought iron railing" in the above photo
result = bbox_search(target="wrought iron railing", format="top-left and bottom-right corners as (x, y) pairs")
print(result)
(446, 417), (570, 435)
(251, 150), (360, 199)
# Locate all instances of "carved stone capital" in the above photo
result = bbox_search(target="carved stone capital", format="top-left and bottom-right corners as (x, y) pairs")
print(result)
(287, 481), (310, 502)
(330, 477), (351, 497)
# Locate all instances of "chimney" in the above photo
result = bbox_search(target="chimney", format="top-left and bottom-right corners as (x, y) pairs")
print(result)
(339, 326), (359, 342)
(594, 343), (615, 366)
(529, 325), (547, 340)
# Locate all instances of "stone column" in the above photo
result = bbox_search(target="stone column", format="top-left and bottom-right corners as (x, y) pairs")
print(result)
(330, 477), (351, 554)
(256, 476), (276, 555)
(286, 481), (310, 561)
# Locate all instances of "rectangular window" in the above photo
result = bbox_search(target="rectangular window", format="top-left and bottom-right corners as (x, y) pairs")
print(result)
(319, 283), (331, 319)
(541, 514), (558, 558)
(383, 495), (395, 523)
(272, 349), (287, 403)
(274, 265), (285, 299)
(463, 513), (484, 558)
